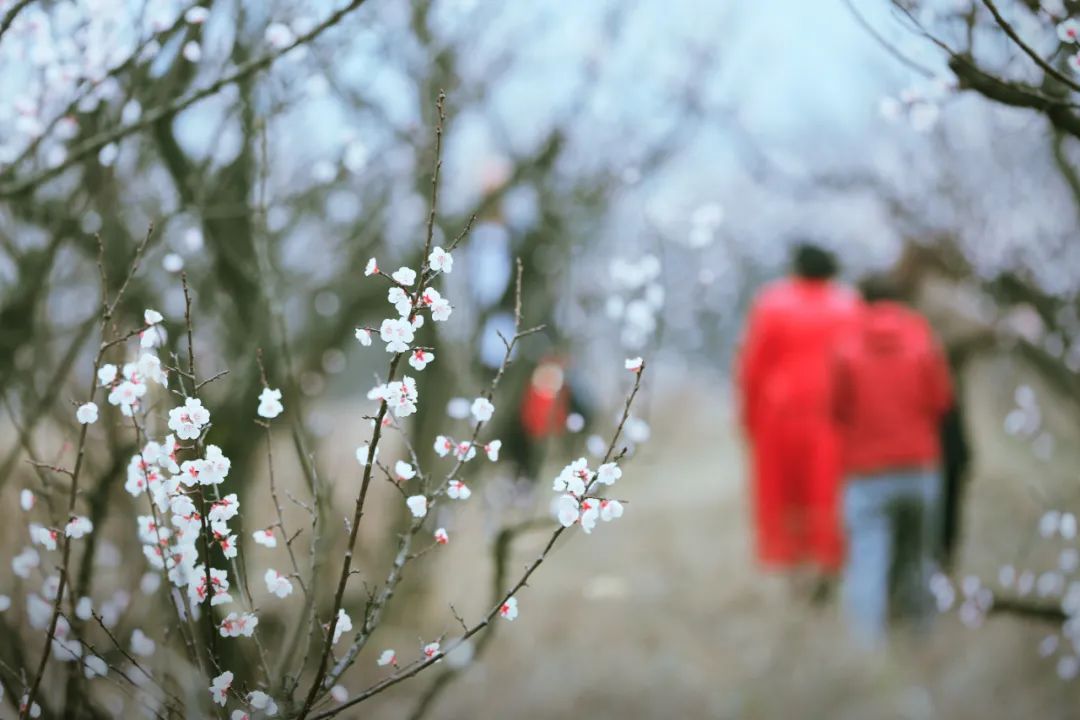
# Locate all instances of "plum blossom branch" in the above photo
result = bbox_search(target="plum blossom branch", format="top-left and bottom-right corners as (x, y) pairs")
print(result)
(312, 362), (646, 718)
(295, 90), (451, 720)
(20, 228), (154, 718)
(321, 259), (535, 690)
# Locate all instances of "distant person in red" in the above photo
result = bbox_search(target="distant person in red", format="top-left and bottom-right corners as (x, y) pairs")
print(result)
(737, 244), (859, 586)
(520, 356), (571, 440)
(505, 354), (588, 483)
(832, 274), (952, 644)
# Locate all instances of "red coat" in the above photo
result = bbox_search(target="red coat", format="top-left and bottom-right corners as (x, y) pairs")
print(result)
(832, 301), (952, 475)
(737, 278), (859, 571)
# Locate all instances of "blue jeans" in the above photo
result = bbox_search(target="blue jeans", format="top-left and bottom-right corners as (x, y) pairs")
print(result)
(842, 469), (941, 645)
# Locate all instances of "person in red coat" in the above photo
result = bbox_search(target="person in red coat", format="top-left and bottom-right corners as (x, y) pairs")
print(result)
(832, 274), (952, 644)
(737, 244), (859, 580)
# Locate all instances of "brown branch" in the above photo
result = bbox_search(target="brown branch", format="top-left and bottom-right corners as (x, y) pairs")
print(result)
(0, 0), (34, 41)
(948, 54), (1080, 138)
(408, 519), (552, 720)
(979, 0), (1080, 93)
(988, 595), (1067, 623)
(840, 0), (936, 78)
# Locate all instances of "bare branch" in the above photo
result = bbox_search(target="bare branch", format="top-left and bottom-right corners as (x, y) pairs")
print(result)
(979, 0), (1080, 93)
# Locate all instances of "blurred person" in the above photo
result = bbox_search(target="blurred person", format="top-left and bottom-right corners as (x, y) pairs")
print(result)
(737, 243), (859, 595)
(894, 242), (977, 569)
(832, 274), (953, 645)
(505, 354), (594, 482)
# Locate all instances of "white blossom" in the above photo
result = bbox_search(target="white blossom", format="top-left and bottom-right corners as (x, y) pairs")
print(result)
(13, 547), (40, 578)
(76, 402), (98, 425)
(447, 480), (471, 500)
(430, 297), (452, 322)
(257, 387), (284, 419)
(579, 498), (600, 533)
(553, 458), (590, 496)
(65, 516), (93, 539)
(391, 266), (417, 286)
(556, 495), (580, 527)
(182, 40), (202, 62)
(168, 398), (210, 440)
(248, 691), (278, 716)
(406, 495), (428, 517)
(380, 317), (414, 353)
(409, 349), (434, 370)
(332, 609), (352, 644)
(600, 499), (624, 522)
(470, 397), (494, 423)
(1059, 18), (1080, 43)
(184, 6), (210, 24)
(97, 364), (117, 387)
(265, 569), (294, 599)
(138, 353), (168, 386)
(253, 528), (278, 548)
(265, 22), (295, 49)
(356, 444), (378, 467)
(30, 524), (59, 551)
(499, 596), (518, 621)
(210, 671), (233, 706)
(428, 246), (453, 273)
(219, 612), (258, 638)
(596, 462), (622, 486)
(83, 654), (107, 679)
(131, 629), (156, 657)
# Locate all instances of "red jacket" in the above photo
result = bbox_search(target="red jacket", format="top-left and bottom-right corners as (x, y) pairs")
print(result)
(737, 277), (859, 570)
(738, 278), (859, 433)
(832, 301), (952, 475)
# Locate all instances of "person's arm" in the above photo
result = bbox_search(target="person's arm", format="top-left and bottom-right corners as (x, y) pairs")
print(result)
(831, 349), (852, 429)
(736, 300), (771, 435)
(924, 332), (954, 419)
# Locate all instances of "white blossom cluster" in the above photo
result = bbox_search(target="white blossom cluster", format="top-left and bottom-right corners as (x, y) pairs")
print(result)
(2, 232), (645, 717)
(552, 457), (625, 534)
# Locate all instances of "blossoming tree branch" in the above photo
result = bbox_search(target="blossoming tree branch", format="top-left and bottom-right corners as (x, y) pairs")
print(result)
(1, 94), (647, 720)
